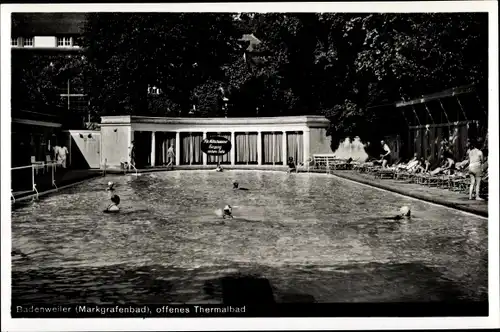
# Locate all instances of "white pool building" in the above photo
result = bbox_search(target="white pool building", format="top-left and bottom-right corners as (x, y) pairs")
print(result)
(100, 116), (333, 169)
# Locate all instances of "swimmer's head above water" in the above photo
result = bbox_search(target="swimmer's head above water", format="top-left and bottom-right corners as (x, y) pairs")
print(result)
(222, 204), (233, 218)
(107, 181), (115, 191)
(233, 181), (239, 189)
(104, 194), (120, 213)
(111, 194), (120, 205)
(399, 205), (411, 217)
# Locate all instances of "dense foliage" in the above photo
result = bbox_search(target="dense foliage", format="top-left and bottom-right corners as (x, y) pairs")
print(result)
(13, 13), (488, 144)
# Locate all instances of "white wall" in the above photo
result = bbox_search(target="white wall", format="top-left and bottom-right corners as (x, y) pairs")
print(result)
(34, 36), (56, 48)
(66, 130), (101, 169)
(131, 123), (309, 133)
(100, 125), (131, 168)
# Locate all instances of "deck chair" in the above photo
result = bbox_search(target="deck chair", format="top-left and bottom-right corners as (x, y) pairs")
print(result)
(31, 156), (45, 174)
(374, 168), (396, 179)
(297, 157), (314, 172)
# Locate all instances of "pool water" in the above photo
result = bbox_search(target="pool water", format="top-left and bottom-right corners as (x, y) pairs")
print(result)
(11, 170), (487, 304)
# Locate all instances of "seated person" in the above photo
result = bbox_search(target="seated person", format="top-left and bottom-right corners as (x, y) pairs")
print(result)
(287, 157), (297, 173)
(455, 158), (469, 171)
(429, 155), (455, 176)
(414, 158), (428, 174)
(104, 194), (120, 213)
(401, 153), (419, 169)
(407, 159), (421, 173)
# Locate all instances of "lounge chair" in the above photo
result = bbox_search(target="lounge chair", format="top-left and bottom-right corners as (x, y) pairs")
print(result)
(297, 157), (314, 172)
(374, 166), (397, 179)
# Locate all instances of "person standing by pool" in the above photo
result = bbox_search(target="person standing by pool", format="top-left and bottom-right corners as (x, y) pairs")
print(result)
(468, 140), (484, 201)
(129, 141), (136, 171)
(380, 140), (391, 168)
(166, 144), (175, 168)
(56, 144), (69, 169)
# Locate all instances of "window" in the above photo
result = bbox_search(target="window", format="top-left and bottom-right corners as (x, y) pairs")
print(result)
(11, 37), (19, 46)
(57, 36), (72, 47)
(23, 37), (34, 47)
(148, 85), (162, 95)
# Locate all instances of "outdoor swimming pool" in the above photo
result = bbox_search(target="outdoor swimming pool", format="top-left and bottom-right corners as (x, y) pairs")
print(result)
(11, 170), (487, 304)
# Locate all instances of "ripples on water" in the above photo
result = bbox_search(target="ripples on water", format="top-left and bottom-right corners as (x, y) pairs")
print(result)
(12, 171), (487, 304)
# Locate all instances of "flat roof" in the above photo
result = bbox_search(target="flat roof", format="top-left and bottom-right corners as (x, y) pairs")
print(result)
(101, 115), (331, 127)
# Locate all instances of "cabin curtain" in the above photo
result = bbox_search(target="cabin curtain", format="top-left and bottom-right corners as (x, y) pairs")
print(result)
(262, 132), (283, 165)
(181, 133), (202, 165)
(236, 133), (258, 164)
(263, 133), (272, 164)
(155, 132), (175, 166)
(248, 133), (258, 164)
(286, 132), (303, 164)
(207, 132), (231, 164)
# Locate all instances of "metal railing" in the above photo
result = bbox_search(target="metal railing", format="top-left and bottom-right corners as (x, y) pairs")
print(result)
(11, 161), (60, 201)
(120, 159), (138, 176)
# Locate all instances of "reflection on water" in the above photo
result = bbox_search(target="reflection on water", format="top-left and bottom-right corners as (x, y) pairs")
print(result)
(12, 171), (487, 303)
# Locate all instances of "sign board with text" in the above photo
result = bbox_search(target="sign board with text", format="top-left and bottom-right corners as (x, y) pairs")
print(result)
(201, 137), (232, 156)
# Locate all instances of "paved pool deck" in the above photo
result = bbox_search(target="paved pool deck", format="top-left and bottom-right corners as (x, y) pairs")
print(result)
(328, 170), (488, 218)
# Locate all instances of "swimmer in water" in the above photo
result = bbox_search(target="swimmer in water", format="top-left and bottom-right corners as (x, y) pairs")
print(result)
(106, 181), (115, 191)
(233, 181), (249, 191)
(385, 206), (412, 220)
(104, 194), (120, 213)
(222, 204), (233, 219)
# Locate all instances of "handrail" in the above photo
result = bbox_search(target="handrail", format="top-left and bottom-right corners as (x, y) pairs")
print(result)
(12, 161), (62, 201)
(103, 158), (107, 177)
(51, 163), (58, 189)
(31, 166), (39, 200)
(120, 158), (139, 176)
(129, 163), (138, 176)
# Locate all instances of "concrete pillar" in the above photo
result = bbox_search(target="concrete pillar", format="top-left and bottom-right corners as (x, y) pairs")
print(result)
(303, 128), (310, 164)
(257, 131), (262, 165)
(150, 131), (156, 167)
(202, 132), (207, 165)
(282, 131), (287, 165)
(175, 131), (181, 166)
(230, 131), (236, 165)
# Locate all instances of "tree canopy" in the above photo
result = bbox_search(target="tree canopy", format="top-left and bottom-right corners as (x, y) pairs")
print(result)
(12, 12), (488, 145)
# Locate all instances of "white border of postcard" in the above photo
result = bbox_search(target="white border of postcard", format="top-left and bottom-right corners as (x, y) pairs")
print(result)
(1, 1), (499, 331)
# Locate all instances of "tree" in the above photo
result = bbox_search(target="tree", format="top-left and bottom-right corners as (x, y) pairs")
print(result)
(82, 13), (242, 116)
(11, 52), (86, 125)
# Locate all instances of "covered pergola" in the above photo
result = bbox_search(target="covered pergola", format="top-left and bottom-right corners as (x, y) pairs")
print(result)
(395, 84), (488, 163)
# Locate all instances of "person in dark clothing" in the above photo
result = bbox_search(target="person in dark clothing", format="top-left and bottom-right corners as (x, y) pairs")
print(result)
(287, 157), (297, 173)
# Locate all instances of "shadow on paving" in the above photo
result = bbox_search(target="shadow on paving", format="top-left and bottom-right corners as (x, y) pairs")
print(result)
(11, 261), (486, 306)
